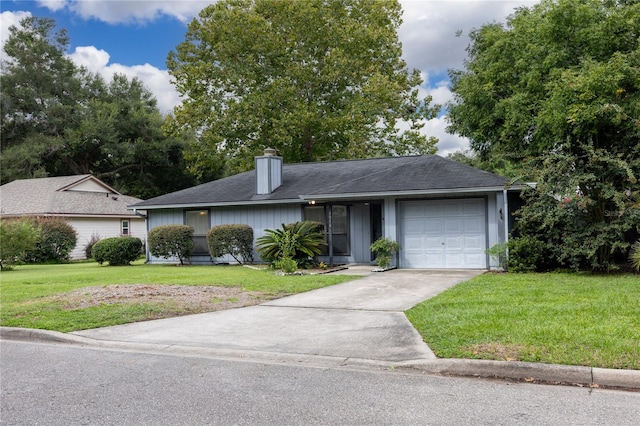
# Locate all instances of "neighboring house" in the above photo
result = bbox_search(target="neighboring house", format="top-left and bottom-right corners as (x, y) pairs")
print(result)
(130, 151), (523, 269)
(0, 175), (145, 260)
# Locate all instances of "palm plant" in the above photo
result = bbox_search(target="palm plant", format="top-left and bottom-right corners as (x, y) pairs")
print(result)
(257, 221), (326, 267)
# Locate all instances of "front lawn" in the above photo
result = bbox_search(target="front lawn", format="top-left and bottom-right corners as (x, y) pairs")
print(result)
(0, 261), (357, 332)
(406, 273), (640, 370)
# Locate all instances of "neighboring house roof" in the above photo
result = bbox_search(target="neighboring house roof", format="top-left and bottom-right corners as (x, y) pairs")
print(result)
(0, 175), (143, 218)
(132, 155), (511, 209)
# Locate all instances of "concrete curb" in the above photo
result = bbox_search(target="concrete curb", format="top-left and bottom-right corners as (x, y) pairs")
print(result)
(2, 326), (639, 391)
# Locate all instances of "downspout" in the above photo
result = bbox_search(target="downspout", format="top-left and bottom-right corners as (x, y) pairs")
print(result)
(503, 188), (509, 269)
(327, 204), (334, 267)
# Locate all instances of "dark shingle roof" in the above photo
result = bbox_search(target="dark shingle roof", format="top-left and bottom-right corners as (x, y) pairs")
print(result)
(0, 175), (142, 217)
(132, 155), (509, 208)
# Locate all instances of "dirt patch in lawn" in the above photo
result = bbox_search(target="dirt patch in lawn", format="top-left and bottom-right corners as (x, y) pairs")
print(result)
(50, 285), (275, 313)
(470, 343), (532, 362)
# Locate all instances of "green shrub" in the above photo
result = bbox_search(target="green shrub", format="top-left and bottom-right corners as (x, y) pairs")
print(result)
(84, 232), (101, 259)
(0, 219), (39, 270)
(147, 225), (194, 265)
(256, 221), (326, 267)
(207, 224), (254, 264)
(273, 256), (298, 273)
(630, 240), (640, 272)
(507, 236), (546, 272)
(487, 236), (547, 272)
(23, 217), (77, 263)
(92, 237), (142, 266)
(370, 237), (400, 269)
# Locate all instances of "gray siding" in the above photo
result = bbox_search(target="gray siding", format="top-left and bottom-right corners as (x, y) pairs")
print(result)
(147, 205), (302, 264)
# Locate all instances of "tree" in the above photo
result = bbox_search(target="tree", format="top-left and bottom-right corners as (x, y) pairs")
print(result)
(1, 16), (197, 198)
(447, 0), (640, 271)
(0, 219), (39, 270)
(166, 0), (439, 177)
(0, 16), (82, 181)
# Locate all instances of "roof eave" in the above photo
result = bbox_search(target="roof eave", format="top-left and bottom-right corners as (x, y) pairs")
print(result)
(129, 184), (529, 210)
(299, 185), (522, 201)
(128, 198), (305, 210)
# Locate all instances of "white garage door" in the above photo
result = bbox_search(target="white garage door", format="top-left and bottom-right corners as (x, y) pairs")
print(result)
(399, 199), (487, 269)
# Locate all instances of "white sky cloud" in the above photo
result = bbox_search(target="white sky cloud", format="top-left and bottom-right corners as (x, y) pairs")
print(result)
(37, 0), (213, 24)
(35, 0), (67, 12)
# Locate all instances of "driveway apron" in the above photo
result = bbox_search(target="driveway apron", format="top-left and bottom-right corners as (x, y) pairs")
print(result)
(73, 269), (483, 363)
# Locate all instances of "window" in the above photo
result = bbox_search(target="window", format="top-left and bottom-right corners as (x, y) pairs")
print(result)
(185, 210), (210, 254)
(303, 204), (349, 256)
(121, 220), (129, 236)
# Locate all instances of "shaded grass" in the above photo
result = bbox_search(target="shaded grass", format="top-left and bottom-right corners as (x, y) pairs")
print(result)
(0, 261), (357, 331)
(405, 273), (640, 370)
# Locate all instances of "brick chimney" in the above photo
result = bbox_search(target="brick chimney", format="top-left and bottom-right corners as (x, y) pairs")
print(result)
(255, 148), (283, 195)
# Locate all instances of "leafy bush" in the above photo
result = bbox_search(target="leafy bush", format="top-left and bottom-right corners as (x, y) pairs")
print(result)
(630, 240), (640, 272)
(256, 221), (326, 267)
(84, 232), (101, 259)
(273, 257), (298, 274)
(507, 236), (546, 272)
(487, 236), (547, 272)
(23, 217), (77, 263)
(147, 225), (194, 265)
(92, 237), (142, 266)
(0, 219), (39, 270)
(207, 224), (254, 264)
(370, 237), (400, 269)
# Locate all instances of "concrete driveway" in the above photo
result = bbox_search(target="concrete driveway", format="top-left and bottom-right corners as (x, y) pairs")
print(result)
(73, 268), (483, 363)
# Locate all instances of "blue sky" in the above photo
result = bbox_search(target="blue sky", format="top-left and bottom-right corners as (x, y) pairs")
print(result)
(1, 0), (539, 154)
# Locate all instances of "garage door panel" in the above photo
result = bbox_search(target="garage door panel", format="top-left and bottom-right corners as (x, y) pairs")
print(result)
(423, 203), (443, 217)
(404, 236), (425, 251)
(424, 219), (443, 234)
(424, 236), (443, 250)
(464, 217), (483, 232)
(403, 202), (425, 217)
(400, 199), (487, 269)
(463, 200), (484, 215)
(463, 253), (485, 269)
(403, 218), (425, 235)
(444, 236), (463, 250)
(444, 218), (463, 233)
(464, 235), (484, 250)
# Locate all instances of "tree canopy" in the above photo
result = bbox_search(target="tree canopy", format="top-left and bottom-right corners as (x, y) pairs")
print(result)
(166, 0), (439, 177)
(447, 0), (640, 271)
(1, 16), (196, 198)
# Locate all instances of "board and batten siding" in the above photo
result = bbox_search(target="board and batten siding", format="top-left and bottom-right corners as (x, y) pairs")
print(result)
(146, 205), (302, 264)
(68, 217), (145, 260)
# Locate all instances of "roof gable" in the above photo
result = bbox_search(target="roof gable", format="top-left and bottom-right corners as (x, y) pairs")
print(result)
(0, 175), (142, 217)
(132, 155), (509, 209)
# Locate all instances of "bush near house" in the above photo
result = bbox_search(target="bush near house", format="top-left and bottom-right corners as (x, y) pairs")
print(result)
(256, 221), (326, 269)
(84, 232), (101, 259)
(23, 217), (77, 263)
(92, 237), (143, 266)
(370, 237), (400, 269)
(207, 224), (254, 264)
(0, 219), (39, 270)
(487, 236), (547, 273)
(147, 225), (194, 265)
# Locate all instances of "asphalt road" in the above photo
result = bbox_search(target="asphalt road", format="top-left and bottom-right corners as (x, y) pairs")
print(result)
(2, 341), (639, 425)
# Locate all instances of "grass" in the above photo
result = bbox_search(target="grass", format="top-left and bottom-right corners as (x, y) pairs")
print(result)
(406, 272), (640, 370)
(0, 261), (357, 332)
